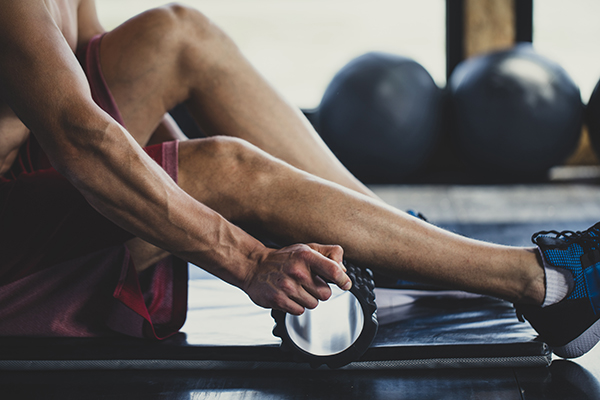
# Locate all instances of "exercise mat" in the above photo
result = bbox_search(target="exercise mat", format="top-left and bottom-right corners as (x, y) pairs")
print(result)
(0, 267), (550, 370)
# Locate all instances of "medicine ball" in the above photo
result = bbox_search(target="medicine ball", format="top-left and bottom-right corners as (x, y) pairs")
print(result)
(586, 79), (600, 158)
(449, 44), (582, 178)
(316, 52), (442, 183)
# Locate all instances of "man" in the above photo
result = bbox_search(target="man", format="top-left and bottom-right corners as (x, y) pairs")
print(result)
(0, 0), (598, 358)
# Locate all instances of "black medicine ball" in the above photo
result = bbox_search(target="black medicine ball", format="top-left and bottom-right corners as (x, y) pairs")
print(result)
(316, 52), (443, 183)
(449, 44), (582, 178)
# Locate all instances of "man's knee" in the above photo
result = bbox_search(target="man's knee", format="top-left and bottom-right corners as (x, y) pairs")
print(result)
(132, 3), (234, 85)
(189, 136), (273, 173)
(179, 136), (282, 218)
(144, 3), (227, 51)
(180, 136), (281, 189)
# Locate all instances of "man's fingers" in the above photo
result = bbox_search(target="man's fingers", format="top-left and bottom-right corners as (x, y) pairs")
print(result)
(277, 297), (306, 316)
(267, 272), (322, 313)
(276, 285), (321, 315)
(301, 247), (352, 291)
(284, 259), (331, 302)
(306, 243), (345, 270)
(290, 286), (320, 310)
(303, 273), (332, 302)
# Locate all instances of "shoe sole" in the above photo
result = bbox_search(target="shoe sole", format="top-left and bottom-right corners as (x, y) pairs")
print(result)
(553, 316), (600, 358)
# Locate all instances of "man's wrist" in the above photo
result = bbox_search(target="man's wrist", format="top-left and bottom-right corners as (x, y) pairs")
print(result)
(196, 218), (271, 291)
(239, 241), (272, 291)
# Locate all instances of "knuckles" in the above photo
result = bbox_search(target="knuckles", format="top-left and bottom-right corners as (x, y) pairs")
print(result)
(277, 278), (297, 295)
(291, 244), (313, 262)
(328, 244), (344, 260)
(286, 265), (311, 283)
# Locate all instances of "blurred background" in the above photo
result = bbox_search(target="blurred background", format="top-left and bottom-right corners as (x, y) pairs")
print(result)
(98, 0), (600, 109)
(96, 0), (600, 182)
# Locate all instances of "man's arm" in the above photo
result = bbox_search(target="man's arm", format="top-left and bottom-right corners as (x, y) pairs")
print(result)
(0, 0), (349, 314)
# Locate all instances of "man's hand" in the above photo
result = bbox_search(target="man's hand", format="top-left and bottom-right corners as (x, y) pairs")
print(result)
(243, 243), (352, 315)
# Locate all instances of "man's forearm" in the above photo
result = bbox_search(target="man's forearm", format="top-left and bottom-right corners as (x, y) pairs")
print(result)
(55, 117), (266, 288)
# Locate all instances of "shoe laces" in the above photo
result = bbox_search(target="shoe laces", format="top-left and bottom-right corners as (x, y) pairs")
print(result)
(532, 222), (600, 252)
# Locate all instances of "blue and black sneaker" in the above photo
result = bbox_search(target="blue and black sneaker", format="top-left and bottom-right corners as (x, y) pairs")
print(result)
(516, 222), (600, 358)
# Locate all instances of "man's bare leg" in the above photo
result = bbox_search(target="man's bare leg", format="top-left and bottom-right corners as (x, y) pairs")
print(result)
(99, 4), (375, 199)
(172, 137), (545, 305)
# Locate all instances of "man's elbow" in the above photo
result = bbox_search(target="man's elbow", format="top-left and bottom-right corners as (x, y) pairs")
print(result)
(44, 110), (118, 184)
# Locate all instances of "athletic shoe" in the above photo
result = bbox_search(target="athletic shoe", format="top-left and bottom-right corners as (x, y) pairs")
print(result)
(516, 222), (600, 358)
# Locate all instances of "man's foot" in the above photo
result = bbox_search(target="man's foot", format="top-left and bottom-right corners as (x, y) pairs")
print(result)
(516, 222), (600, 358)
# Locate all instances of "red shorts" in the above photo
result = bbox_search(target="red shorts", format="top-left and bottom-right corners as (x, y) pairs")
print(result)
(0, 34), (188, 339)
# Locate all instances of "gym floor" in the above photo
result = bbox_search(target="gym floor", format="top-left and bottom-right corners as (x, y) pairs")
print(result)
(3, 176), (600, 399)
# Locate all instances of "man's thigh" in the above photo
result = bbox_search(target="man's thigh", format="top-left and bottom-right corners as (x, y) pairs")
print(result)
(99, 6), (192, 146)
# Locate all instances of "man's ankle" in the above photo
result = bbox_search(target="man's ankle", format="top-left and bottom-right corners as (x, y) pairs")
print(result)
(517, 248), (546, 306)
